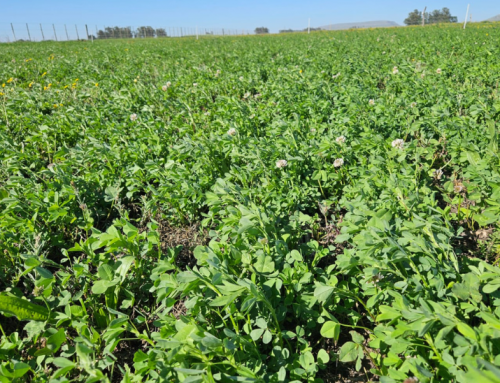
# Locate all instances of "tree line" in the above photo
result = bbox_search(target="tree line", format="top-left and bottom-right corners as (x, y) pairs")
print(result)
(404, 7), (458, 26)
(256, 27), (321, 34)
(96, 26), (168, 39)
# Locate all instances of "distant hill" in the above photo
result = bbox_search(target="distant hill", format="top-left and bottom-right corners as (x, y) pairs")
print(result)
(486, 14), (500, 22)
(318, 20), (399, 30)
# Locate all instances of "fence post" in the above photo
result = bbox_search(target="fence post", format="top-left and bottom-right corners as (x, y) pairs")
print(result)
(64, 24), (69, 40)
(40, 24), (45, 40)
(75, 25), (80, 40)
(463, 4), (470, 29)
(53, 24), (58, 41)
(11, 23), (17, 41)
(26, 23), (32, 41)
(85, 24), (89, 40)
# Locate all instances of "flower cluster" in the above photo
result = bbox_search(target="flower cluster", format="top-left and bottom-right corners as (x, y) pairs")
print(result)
(404, 377), (419, 382)
(276, 160), (288, 168)
(391, 139), (404, 149)
(369, 99), (375, 106)
(371, 273), (384, 284)
(433, 169), (443, 179)
(334, 158), (344, 167)
(130, 113), (137, 121)
(392, 66), (399, 74)
(335, 136), (346, 144)
(403, 376), (418, 383)
(454, 181), (465, 194)
(227, 128), (236, 136)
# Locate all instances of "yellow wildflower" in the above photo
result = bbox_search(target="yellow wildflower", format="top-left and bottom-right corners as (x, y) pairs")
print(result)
(42, 72), (47, 77)
(7, 78), (13, 83)
(95, 83), (98, 87)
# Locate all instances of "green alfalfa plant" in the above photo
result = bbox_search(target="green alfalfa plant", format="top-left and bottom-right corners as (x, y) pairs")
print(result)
(0, 295), (50, 323)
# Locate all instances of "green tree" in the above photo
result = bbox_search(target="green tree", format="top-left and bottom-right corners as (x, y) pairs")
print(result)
(428, 7), (457, 23)
(404, 9), (423, 25)
(254, 27), (269, 34)
(97, 26), (133, 39)
(156, 28), (167, 37)
(135, 26), (155, 38)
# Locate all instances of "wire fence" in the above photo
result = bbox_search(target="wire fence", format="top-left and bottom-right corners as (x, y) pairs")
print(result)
(0, 23), (253, 43)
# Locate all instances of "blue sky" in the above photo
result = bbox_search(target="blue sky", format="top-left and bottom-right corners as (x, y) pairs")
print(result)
(2, 0), (498, 35)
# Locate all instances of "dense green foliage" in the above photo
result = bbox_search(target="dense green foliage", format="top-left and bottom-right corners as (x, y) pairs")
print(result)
(1, 23), (500, 382)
